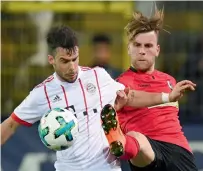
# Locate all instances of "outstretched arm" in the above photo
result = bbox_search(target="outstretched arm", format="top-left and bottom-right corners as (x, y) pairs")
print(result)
(126, 90), (164, 108)
(1, 116), (21, 145)
(114, 80), (196, 111)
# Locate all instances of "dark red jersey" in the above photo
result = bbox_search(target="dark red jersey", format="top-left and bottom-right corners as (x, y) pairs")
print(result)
(117, 67), (191, 152)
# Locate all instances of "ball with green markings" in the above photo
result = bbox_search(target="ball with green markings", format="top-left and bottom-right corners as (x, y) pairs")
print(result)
(38, 108), (79, 151)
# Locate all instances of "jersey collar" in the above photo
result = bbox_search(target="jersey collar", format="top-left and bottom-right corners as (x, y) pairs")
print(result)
(129, 66), (157, 75)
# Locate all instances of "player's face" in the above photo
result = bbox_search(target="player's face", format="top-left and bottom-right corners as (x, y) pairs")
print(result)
(48, 47), (79, 83)
(128, 31), (160, 72)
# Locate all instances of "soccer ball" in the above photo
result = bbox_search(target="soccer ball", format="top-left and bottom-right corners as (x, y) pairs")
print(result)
(38, 108), (79, 151)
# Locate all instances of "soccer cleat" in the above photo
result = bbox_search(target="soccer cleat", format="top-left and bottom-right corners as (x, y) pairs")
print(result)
(101, 104), (126, 157)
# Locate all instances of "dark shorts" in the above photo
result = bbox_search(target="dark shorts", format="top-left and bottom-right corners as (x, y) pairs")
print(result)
(129, 138), (198, 171)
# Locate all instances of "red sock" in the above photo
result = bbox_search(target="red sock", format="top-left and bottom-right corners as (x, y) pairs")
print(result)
(120, 135), (140, 160)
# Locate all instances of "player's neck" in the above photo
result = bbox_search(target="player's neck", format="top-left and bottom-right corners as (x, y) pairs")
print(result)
(145, 68), (155, 74)
(55, 73), (66, 82)
(130, 66), (155, 74)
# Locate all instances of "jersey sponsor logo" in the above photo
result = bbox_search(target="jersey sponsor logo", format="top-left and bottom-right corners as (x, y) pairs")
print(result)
(138, 83), (151, 88)
(52, 95), (62, 103)
(86, 83), (96, 94)
(65, 105), (98, 118)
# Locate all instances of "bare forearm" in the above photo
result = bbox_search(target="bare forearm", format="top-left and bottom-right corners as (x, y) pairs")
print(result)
(126, 90), (165, 108)
(1, 118), (19, 145)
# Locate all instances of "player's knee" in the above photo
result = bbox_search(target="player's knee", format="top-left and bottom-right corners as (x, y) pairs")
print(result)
(126, 131), (149, 152)
(126, 131), (155, 166)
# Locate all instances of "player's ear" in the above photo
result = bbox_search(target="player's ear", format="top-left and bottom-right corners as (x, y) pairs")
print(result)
(156, 44), (160, 57)
(127, 43), (130, 56)
(75, 46), (79, 53)
(48, 55), (55, 65)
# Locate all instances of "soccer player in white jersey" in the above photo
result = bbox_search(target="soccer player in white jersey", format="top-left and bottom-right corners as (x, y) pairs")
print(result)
(1, 26), (196, 171)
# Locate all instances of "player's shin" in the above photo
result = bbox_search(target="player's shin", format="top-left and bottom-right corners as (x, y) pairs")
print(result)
(120, 135), (140, 160)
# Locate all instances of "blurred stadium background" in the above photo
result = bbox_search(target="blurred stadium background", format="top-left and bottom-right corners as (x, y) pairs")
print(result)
(1, 1), (203, 171)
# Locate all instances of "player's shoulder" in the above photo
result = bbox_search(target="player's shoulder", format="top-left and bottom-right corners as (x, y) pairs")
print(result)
(89, 66), (112, 77)
(33, 74), (55, 90)
(156, 70), (175, 79)
(24, 84), (45, 103)
(91, 66), (107, 73)
(80, 66), (92, 71)
(116, 69), (132, 82)
(156, 70), (176, 82)
(79, 66), (109, 78)
(79, 66), (105, 74)
(26, 75), (55, 102)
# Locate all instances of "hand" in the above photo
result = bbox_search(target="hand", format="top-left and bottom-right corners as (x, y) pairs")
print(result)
(114, 87), (130, 111)
(169, 80), (196, 102)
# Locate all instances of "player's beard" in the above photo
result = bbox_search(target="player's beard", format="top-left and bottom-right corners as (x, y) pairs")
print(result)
(64, 72), (78, 83)
(56, 71), (78, 83)
(133, 60), (154, 73)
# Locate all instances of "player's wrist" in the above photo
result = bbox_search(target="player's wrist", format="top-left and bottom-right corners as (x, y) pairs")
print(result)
(161, 92), (170, 103)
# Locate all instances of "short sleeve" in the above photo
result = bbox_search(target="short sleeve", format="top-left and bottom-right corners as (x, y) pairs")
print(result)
(171, 76), (177, 85)
(96, 67), (125, 89)
(11, 87), (49, 126)
(167, 76), (177, 91)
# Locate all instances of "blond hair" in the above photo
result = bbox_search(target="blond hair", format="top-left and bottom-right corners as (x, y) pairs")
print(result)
(125, 8), (166, 41)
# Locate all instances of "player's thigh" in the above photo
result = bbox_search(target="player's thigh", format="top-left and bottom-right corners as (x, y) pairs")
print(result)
(129, 138), (198, 171)
(126, 131), (155, 167)
(165, 143), (198, 171)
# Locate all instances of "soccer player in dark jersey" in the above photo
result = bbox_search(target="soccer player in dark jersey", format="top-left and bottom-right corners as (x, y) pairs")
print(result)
(101, 9), (198, 171)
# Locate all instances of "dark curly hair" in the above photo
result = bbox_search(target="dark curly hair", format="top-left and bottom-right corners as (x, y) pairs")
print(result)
(47, 25), (78, 56)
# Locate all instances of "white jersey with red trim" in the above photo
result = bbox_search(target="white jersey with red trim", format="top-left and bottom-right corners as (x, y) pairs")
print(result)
(12, 66), (125, 171)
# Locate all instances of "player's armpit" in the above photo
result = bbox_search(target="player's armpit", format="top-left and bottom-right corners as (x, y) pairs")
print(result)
(1, 116), (21, 146)
(126, 90), (163, 108)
